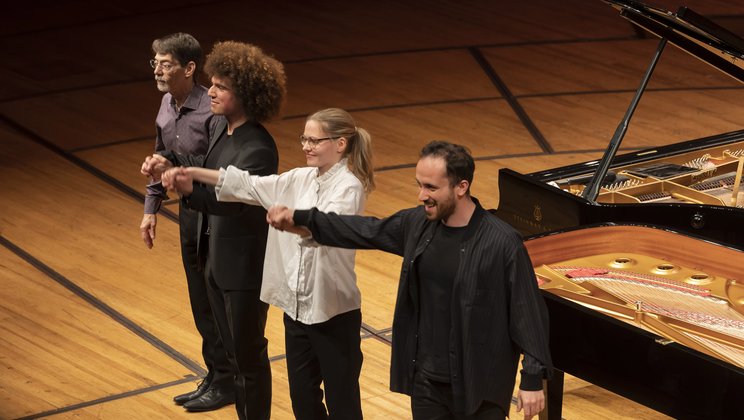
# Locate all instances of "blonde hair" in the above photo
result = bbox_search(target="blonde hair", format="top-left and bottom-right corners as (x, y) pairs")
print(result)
(308, 108), (375, 193)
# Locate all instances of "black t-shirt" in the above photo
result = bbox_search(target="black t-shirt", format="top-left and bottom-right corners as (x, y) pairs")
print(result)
(416, 222), (467, 382)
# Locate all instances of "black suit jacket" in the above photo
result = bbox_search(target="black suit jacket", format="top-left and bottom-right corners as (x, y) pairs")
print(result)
(163, 117), (278, 290)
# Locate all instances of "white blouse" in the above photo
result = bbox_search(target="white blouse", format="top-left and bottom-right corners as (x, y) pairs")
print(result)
(214, 158), (365, 324)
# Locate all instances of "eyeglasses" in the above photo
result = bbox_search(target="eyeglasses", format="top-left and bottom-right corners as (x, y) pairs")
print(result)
(150, 59), (178, 71)
(299, 135), (337, 149)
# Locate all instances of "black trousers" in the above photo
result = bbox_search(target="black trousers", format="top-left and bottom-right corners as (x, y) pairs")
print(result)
(411, 370), (505, 420)
(284, 309), (363, 420)
(179, 205), (232, 389)
(205, 261), (271, 420)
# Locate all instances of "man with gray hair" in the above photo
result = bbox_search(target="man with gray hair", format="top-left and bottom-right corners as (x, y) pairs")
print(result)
(141, 32), (232, 412)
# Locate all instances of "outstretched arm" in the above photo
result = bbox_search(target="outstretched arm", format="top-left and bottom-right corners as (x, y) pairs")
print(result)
(267, 205), (408, 256)
(162, 166), (222, 194)
(188, 167), (221, 186)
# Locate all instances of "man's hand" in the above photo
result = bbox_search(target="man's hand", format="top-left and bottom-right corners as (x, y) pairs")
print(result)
(162, 167), (194, 195)
(140, 213), (157, 249)
(141, 154), (172, 180)
(516, 389), (545, 419)
(266, 205), (295, 231)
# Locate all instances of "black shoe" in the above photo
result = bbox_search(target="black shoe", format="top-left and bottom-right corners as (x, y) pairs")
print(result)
(173, 379), (210, 406)
(183, 387), (235, 412)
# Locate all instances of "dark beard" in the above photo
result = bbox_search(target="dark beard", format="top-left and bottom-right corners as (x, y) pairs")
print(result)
(428, 192), (456, 222)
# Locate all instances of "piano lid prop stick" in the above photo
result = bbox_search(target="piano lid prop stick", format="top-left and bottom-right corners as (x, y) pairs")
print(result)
(730, 156), (744, 207)
(581, 37), (668, 202)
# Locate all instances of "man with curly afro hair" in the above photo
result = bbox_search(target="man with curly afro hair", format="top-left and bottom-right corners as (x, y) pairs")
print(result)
(204, 41), (286, 125)
(142, 41), (286, 419)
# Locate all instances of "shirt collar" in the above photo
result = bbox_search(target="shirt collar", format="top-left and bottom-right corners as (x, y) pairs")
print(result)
(170, 85), (204, 113)
(316, 158), (348, 184)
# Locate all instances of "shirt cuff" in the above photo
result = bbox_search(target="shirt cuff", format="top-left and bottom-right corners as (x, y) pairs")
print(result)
(144, 181), (168, 214)
(143, 197), (161, 214)
(214, 167), (228, 199)
(297, 234), (317, 247)
(293, 209), (312, 227)
(519, 370), (544, 391)
(146, 180), (167, 196)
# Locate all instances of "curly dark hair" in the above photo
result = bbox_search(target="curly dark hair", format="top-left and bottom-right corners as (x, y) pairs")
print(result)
(204, 41), (287, 123)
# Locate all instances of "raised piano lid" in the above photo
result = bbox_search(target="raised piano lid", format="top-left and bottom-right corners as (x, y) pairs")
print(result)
(526, 0), (744, 184)
(495, 1), (744, 248)
(581, 0), (744, 201)
(605, 0), (744, 82)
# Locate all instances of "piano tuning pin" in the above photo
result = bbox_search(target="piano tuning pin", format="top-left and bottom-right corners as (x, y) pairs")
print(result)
(700, 168), (716, 178)
(683, 154), (712, 169)
(602, 180), (620, 190)
(569, 186), (584, 196)
(603, 178), (642, 191)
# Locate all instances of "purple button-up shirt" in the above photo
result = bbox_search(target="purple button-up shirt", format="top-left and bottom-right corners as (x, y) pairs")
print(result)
(144, 84), (214, 214)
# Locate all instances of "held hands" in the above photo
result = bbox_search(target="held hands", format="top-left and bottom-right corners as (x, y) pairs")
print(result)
(267, 206), (313, 238)
(140, 154), (172, 180)
(516, 389), (545, 420)
(162, 167), (194, 195)
(266, 205), (295, 231)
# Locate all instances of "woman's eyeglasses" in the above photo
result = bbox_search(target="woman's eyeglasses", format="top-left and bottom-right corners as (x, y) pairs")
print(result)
(299, 135), (337, 149)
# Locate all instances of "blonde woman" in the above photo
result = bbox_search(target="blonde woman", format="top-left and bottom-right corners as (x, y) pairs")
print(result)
(163, 108), (374, 419)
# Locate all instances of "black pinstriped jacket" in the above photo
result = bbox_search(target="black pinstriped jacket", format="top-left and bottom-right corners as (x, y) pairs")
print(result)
(294, 198), (553, 415)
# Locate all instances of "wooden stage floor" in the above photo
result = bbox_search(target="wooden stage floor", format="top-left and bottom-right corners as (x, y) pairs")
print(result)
(2, 0), (743, 418)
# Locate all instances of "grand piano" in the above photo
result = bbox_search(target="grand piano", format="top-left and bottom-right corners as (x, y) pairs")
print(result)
(493, 1), (744, 418)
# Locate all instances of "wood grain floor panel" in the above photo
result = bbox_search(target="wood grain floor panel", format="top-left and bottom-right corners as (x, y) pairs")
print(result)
(521, 89), (744, 153)
(0, 125), (285, 367)
(41, 338), (408, 420)
(0, 0), (632, 101)
(556, 376), (671, 420)
(0, 245), (194, 419)
(74, 139), (158, 200)
(3, 1), (743, 418)
(281, 50), (502, 118)
(0, 82), (159, 151)
(355, 249), (402, 331)
(483, 39), (739, 97)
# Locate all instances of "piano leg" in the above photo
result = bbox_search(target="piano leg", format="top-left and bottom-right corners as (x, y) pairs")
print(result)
(545, 369), (565, 420)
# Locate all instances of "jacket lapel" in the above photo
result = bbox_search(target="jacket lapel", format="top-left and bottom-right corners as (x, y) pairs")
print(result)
(204, 117), (228, 165)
